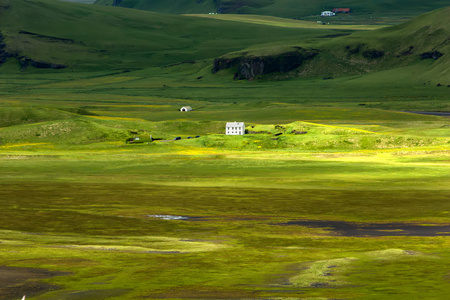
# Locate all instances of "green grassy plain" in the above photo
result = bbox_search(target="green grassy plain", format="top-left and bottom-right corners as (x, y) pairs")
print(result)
(1, 79), (449, 298)
(185, 14), (388, 30)
(0, 1), (450, 299)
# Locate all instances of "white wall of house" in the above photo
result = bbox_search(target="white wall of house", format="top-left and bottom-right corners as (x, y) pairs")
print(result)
(321, 11), (335, 16)
(226, 122), (245, 135)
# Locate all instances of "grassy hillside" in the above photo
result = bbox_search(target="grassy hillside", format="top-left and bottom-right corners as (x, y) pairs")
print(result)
(96, 0), (217, 14)
(59, 0), (95, 3)
(2, 0), (448, 85)
(95, 0), (450, 21)
(0, 107), (76, 127)
(0, 0), (352, 71)
(319, 6), (450, 79)
(0, 0), (448, 110)
(213, 6), (450, 82)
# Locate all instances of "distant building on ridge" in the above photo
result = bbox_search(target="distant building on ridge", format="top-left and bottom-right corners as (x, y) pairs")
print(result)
(321, 11), (335, 17)
(180, 106), (192, 112)
(226, 122), (245, 135)
(332, 8), (351, 14)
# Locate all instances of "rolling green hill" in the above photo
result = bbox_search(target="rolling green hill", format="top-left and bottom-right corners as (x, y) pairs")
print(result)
(0, 0), (347, 71)
(95, 0), (217, 14)
(0, 0), (448, 88)
(59, 0), (96, 3)
(95, 0), (450, 21)
(211, 6), (449, 82)
(0, 107), (76, 127)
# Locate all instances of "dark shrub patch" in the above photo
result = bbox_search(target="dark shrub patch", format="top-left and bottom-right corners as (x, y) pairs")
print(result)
(420, 51), (443, 60)
(346, 44), (364, 54)
(362, 49), (384, 59)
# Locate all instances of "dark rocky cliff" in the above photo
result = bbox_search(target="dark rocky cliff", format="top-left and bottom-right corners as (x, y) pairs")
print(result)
(0, 32), (11, 65)
(0, 31), (67, 71)
(212, 48), (319, 80)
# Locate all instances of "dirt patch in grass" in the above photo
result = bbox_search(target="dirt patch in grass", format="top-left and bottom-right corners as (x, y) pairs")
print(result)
(0, 266), (68, 299)
(279, 220), (450, 237)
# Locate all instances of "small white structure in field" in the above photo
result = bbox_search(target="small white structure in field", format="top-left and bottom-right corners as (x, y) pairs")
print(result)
(180, 106), (192, 112)
(321, 11), (335, 17)
(226, 122), (245, 135)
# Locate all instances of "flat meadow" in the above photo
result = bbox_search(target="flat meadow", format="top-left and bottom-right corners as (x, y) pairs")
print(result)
(0, 66), (449, 299)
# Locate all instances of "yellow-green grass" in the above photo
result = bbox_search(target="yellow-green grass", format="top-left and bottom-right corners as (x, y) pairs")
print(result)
(0, 175), (450, 299)
(1, 112), (449, 299)
(186, 14), (387, 30)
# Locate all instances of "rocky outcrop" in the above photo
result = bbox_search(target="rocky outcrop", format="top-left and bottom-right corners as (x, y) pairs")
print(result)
(0, 31), (11, 65)
(18, 57), (66, 71)
(19, 31), (75, 44)
(212, 48), (319, 80)
(0, 31), (67, 70)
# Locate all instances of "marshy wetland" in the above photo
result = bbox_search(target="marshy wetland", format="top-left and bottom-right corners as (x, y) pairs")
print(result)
(1, 103), (449, 299)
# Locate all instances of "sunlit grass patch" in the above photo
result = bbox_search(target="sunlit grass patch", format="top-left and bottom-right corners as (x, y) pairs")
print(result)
(58, 241), (225, 253)
(186, 14), (387, 30)
(0, 230), (228, 254)
(290, 257), (357, 287)
(173, 148), (221, 156)
(0, 142), (50, 148)
(361, 249), (421, 260)
(290, 249), (423, 288)
(300, 121), (379, 134)
(86, 116), (147, 122)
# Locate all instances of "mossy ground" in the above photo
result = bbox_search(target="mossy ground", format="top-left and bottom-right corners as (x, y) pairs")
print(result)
(0, 57), (449, 300)
(0, 87), (449, 298)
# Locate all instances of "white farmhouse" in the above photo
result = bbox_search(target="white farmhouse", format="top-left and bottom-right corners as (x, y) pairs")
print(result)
(321, 11), (335, 17)
(180, 106), (192, 112)
(226, 122), (245, 135)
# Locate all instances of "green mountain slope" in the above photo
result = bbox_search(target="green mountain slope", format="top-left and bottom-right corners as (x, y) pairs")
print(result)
(95, 0), (216, 14)
(0, 0), (344, 71)
(0, 0), (448, 84)
(213, 6), (450, 81)
(324, 6), (450, 79)
(95, 0), (450, 20)
(59, 0), (96, 3)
